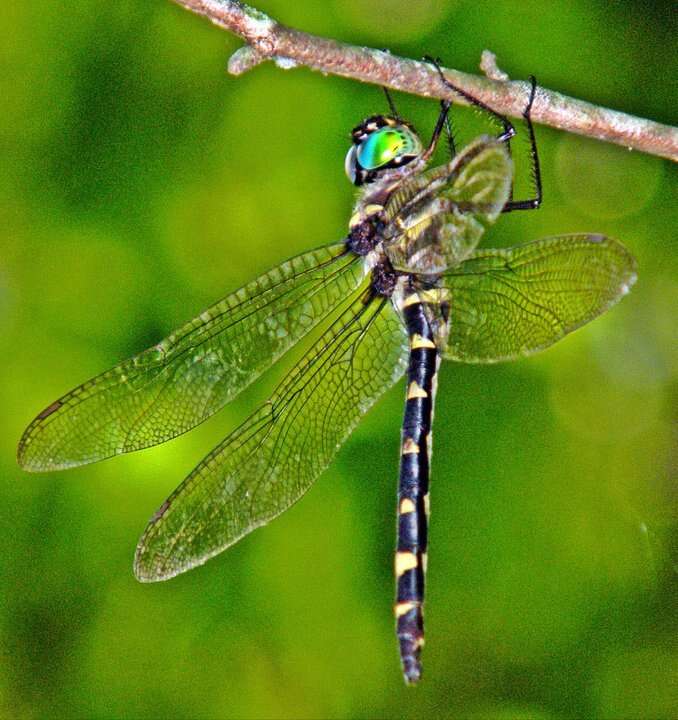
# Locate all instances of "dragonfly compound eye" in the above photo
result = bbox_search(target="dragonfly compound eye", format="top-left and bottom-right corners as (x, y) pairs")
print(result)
(346, 121), (423, 186)
(357, 126), (422, 171)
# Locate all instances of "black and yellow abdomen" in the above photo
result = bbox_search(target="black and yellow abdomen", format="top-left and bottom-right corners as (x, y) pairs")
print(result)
(395, 291), (440, 684)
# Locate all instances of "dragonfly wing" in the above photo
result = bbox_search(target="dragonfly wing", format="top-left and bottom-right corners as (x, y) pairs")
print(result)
(441, 233), (637, 363)
(134, 288), (409, 581)
(19, 243), (363, 471)
(384, 137), (512, 273)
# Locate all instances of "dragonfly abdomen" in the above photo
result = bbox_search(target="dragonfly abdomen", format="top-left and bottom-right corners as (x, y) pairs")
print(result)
(395, 292), (440, 684)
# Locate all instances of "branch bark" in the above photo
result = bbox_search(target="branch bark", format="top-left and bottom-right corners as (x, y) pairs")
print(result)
(172, 0), (677, 163)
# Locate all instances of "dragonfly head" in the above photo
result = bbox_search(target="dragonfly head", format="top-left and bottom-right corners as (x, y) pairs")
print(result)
(345, 115), (423, 186)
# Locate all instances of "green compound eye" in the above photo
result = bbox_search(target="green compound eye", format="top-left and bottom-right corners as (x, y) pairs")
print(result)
(356, 127), (421, 170)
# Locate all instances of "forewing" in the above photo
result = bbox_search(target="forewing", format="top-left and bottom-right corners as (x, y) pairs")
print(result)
(441, 234), (637, 362)
(134, 290), (409, 581)
(384, 137), (512, 273)
(19, 244), (363, 471)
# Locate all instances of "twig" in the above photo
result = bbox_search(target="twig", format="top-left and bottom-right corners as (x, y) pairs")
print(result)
(172, 0), (677, 162)
(479, 51), (509, 83)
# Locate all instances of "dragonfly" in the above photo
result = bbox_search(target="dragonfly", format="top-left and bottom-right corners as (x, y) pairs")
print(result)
(17, 64), (637, 684)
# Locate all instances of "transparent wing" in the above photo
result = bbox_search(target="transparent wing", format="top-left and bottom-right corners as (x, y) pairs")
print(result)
(19, 243), (363, 471)
(384, 137), (513, 273)
(134, 289), (409, 581)
(441, 234), (637, 362)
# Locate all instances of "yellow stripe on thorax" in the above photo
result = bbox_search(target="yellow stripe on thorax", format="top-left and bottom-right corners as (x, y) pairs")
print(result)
(348, 203), (384, 229)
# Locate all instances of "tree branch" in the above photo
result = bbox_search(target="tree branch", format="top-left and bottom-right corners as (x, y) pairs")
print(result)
(172, 0), (677, 163)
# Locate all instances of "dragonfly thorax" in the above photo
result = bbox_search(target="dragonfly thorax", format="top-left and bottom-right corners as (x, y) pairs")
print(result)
(345, 115), (423, 186)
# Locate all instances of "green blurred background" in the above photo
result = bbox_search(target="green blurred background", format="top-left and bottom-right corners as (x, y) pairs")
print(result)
(1, 1), (676, 718)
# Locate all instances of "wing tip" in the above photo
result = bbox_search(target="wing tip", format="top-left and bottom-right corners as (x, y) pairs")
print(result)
(17, 433), (52, 473)
(17, 400), (72, 472)
(133, 544), (198, 584)
(133, 542), (173, 583)
(592, 232), (639, 302)
(133, 562), (170, 584)
(17, 417), (39, 470)
(16, 433), (98, 473)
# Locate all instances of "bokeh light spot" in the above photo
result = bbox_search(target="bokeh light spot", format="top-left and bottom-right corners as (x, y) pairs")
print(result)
(555, 133), (663, 219)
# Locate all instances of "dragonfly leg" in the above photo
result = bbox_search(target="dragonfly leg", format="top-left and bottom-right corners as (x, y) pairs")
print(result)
(502, 76), (543, 212)
(421, 98), (453, 161)
(425, 57), (542, 213)
(443, 101), (456, 159)
(382, 85), (401, 120)
(425, 55), (516, 143)
(394, 291), (440, 684)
